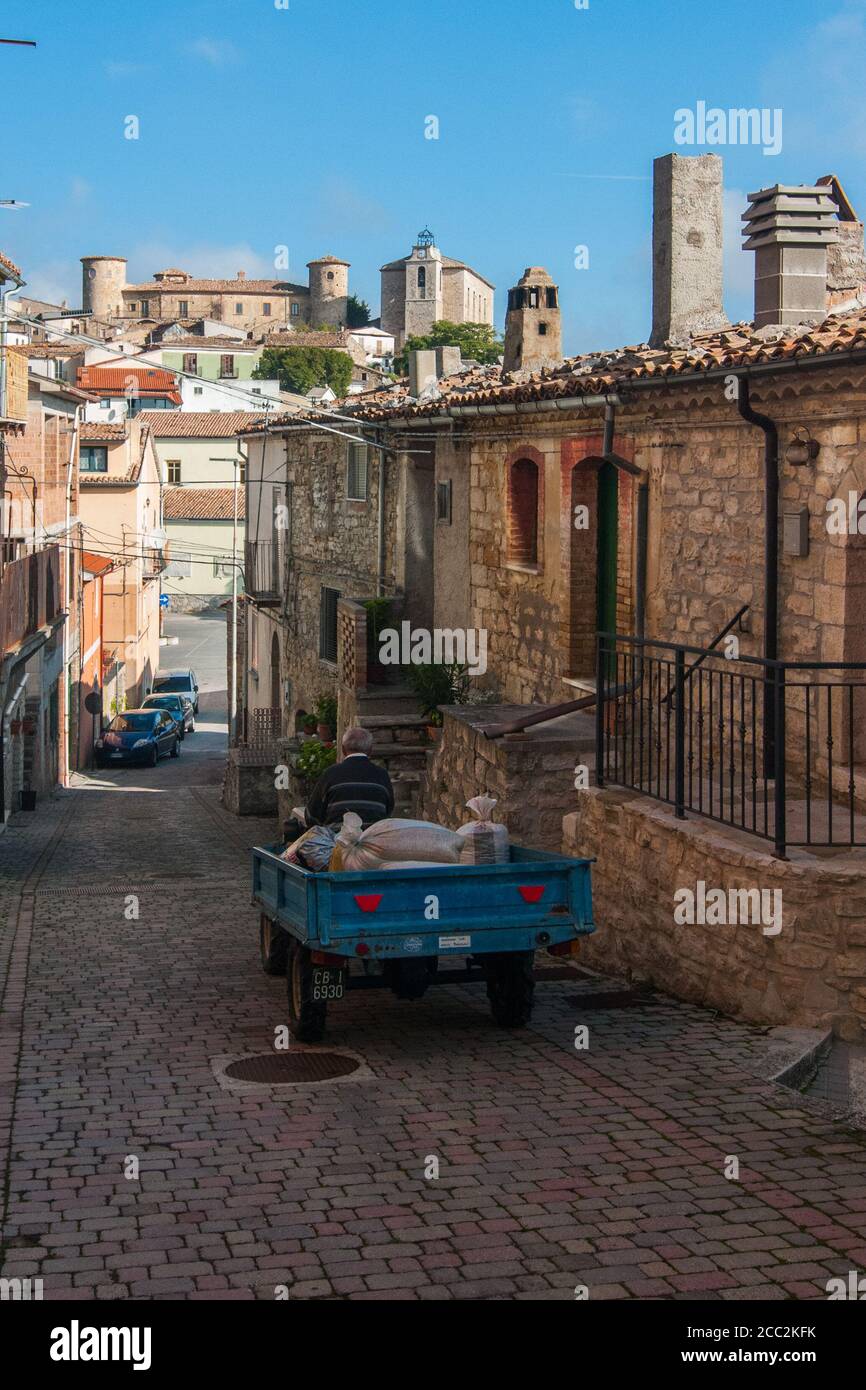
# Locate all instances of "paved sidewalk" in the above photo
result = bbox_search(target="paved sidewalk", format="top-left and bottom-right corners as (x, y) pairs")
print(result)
(1, 770), (865, 1301)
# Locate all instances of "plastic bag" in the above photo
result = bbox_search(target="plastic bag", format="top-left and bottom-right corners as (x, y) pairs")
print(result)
(456, 795), (509, 865)
(332, 812), (462, 871)
(281, 824), (337, 871)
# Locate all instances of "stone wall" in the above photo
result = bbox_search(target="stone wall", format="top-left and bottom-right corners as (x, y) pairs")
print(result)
(564, 787), (866, 1041)
(420, 705), (594, 850)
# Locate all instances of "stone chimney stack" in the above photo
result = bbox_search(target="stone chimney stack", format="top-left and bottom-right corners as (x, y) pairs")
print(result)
(650, 153), (728, 347)
(503, 267), (562, 372)
(742, 184), (838, 328)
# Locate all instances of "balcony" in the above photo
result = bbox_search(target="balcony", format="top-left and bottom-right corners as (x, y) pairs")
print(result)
(245, 539), (282, 605)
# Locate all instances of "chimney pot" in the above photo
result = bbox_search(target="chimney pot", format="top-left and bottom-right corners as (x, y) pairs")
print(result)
(742, 184), (838, 327)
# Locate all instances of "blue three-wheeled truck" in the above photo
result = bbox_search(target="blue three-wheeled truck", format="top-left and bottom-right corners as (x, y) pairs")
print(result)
(252, 841), (595, 1040)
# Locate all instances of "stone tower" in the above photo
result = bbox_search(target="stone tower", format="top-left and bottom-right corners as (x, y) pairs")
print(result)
(404, 230), (444, 341)
(503, 267), (562, 372)
(650, 153), (728, 347)
(307, 255), (350, 328)
(81, 256), (127, 320)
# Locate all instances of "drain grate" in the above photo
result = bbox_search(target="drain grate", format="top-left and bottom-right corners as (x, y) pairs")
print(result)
(224, 1052), (360, 1084)
(566, 989), (661, 1010)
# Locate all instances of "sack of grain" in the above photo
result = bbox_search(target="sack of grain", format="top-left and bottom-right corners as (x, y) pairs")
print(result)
(281, 824), (336, 871)
(456, 795), (509, 864)
(333, 811), (462, 871)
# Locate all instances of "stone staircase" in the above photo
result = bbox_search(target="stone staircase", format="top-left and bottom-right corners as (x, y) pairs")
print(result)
(355, 685), (430, 818)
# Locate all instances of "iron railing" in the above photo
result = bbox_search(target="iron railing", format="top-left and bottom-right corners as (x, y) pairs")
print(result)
(245, 539), (281, 604)
(596, 631), (866, 858)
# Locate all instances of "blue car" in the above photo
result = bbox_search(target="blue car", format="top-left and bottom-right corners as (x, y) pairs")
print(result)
(95, 709), (181, 768)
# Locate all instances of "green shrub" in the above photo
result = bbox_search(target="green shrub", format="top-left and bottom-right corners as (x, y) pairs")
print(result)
(294, 738), (336, 789)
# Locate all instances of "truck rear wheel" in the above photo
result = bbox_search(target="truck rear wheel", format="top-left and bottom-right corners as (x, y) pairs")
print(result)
(287, 941), (327, 1042)
(259, 913), (289, 976)
(485, 951), (535, 1028)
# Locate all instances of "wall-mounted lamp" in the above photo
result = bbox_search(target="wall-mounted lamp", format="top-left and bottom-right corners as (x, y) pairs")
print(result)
(785, 428), (820, 467)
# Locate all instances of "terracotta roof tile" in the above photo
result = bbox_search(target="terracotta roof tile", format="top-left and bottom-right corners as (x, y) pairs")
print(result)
(163, 486), (246, 520)
(0, 248), (22, 279)
(80, 422), (128, 441)
(136, 409), (265, 437)
(76, 365), (182, 404)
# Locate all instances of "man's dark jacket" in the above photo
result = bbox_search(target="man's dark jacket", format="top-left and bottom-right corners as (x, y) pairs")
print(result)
(306, 754), (394, 830)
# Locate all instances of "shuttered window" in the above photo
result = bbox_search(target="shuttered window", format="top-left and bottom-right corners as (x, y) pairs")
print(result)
(347, 444), (368, 501)
(319, 586), (341, 662)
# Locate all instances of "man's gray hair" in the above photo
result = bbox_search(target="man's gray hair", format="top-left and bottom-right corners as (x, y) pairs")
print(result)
(342, 725), (373, 755)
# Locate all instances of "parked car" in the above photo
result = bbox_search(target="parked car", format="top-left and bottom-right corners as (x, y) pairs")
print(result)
(141, 692), (195, 737)
(95, 709), (181, 768)
(151, 669), (199, 714)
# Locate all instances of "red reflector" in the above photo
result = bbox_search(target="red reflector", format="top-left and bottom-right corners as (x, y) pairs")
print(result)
(355, 942), (370, 956)
(518, 885), (545, 904)
(311, 950), (347, 966)
(354, 894), (382, 913)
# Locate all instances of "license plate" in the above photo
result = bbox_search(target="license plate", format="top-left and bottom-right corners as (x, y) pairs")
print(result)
(311, 966), (344, 1002)
(111, 752), (123, 759)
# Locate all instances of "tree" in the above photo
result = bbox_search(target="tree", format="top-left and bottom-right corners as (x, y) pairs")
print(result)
(254, 346), (353, 398)
(346, 294), (371, 328)
(393, 320), (503, 375)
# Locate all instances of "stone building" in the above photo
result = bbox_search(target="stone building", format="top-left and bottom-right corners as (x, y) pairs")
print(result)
(503, 267), (562, 372)
(81, 252), (352, 335)
(346, 154), (866, 1041)
(380, 229), (494, 349)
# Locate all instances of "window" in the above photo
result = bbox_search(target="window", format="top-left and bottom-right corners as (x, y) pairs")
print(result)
(194, 385), (203, 395)
(436, 479), (452, 523)
(290, 302), (299, 317)
(235, 302), (243, 314)
(319, 586), (340, 662)
(508, 458), (539, 565)
(347, 443), (368, 501)
(166, 460), (182, 484)
(213, 558), (234, 578)
(263, 303), (271, 316)
(182, 353), (198, 373)
(179, 300), (189, 317)
(140, 299), (150, 316)
(528, 288), (540, 308)
(417, 266), (426, 291)
(128, 302), (137, 312)
(538, 322), (548, 336)
(80, 446), (108, 473)
(546, 287), (558, 308)
(220, 355), (235, 377)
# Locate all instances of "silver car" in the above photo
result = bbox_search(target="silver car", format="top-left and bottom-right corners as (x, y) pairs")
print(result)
(151, 668), (199, 714)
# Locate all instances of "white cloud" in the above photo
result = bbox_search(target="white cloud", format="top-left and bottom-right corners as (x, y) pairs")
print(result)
(126, 241), (273, 282)
(186, 37), (240, 68)
(21, 260), (78, 307)
(313, 178), (391, 236)
(761, 0), (866, 159)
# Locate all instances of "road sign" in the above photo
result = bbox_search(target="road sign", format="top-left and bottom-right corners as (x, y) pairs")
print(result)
(159, 594), (170, 609)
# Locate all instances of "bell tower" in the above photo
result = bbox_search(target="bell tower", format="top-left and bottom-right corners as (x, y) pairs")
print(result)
(503, 266), (562, 372)
(404, 228), (444, 342)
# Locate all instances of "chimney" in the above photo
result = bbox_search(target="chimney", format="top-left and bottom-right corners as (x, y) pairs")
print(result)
(742, 184), (838, 328)
(237, 269), (246, 280)
(818, 174), (866, 309)
(435, 345), (461, 378)
(408, 348), (438, 398)
(650, 153), (728, 347)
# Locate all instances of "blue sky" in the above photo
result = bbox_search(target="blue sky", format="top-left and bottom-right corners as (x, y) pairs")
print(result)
(1, 0), (864, 354)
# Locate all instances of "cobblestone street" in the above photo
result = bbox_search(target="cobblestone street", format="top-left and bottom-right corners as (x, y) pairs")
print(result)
(0, 687), (864, 1302)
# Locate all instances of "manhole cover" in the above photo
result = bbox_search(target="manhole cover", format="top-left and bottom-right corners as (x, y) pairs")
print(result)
(566, 990), (660, 1010)
(224, 1052), (360, 1084)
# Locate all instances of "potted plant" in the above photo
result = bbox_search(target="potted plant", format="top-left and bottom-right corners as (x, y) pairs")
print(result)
(293, 737), (337, 794)
(301, 711), (317, 737)
(313, 693), (338, 743)
(363, 597), (394, 685)
(405, 660), (469, 737)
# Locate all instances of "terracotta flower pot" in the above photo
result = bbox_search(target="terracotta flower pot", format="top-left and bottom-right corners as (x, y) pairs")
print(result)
(426, 725), (441, 742)
(316, 722), (333, 741)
